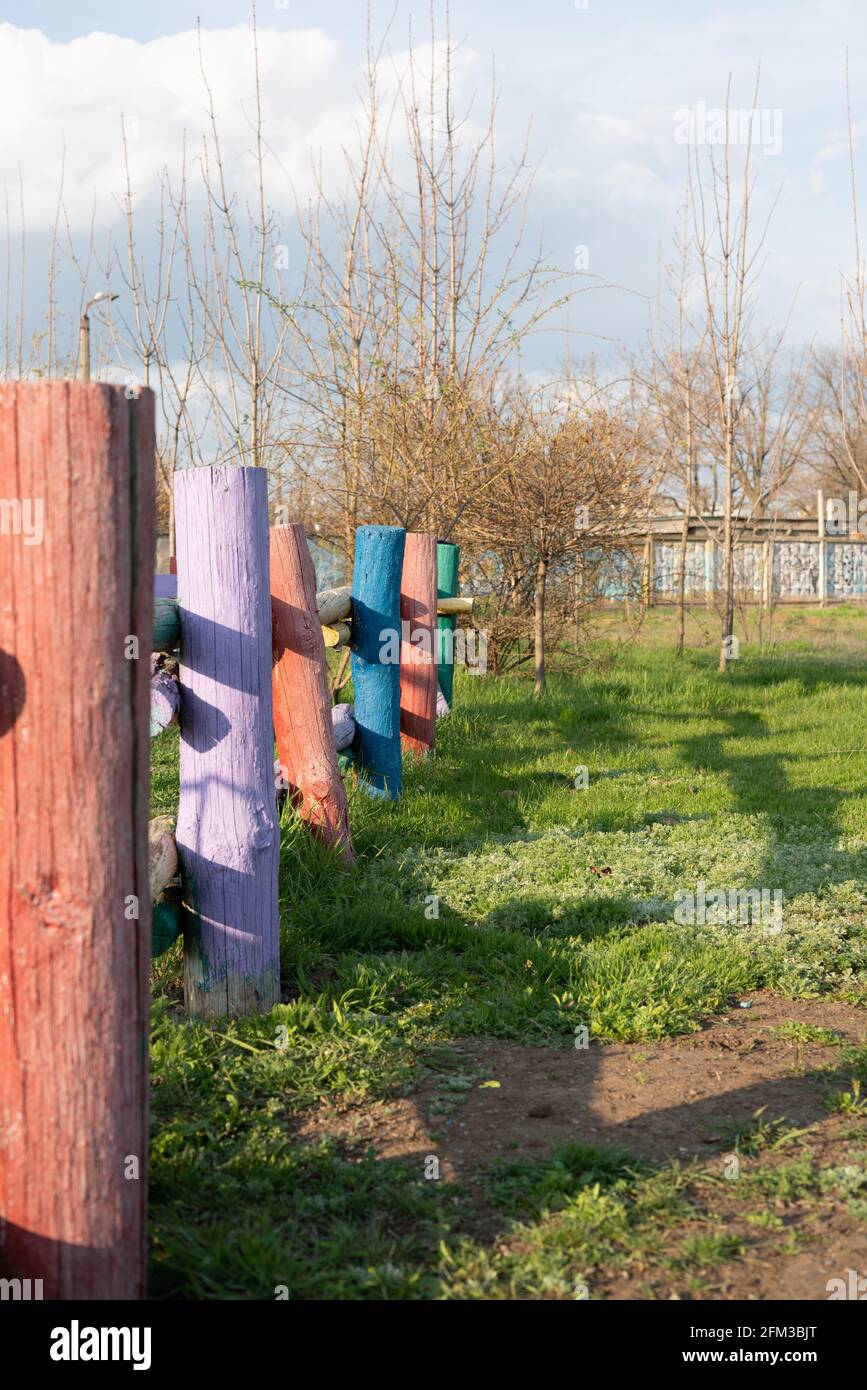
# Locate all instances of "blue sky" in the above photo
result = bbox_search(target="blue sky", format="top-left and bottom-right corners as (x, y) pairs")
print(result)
(3, 0), (867, 375)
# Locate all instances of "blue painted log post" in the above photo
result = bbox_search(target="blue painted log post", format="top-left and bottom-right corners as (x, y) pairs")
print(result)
(174, 465), (280, 1017)
(350, 524), (406, 799)
(436, 542), (460, 709)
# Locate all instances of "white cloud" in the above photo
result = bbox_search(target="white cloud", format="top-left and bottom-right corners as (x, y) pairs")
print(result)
(2, 1), (867, 366)
(0, 22), (348, 228)
(599, 160), (672, 208)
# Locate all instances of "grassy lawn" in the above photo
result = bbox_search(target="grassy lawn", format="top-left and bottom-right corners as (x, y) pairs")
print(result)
(148, 606), (867, 1300)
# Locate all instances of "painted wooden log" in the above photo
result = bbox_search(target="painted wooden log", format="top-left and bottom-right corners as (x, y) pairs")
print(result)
(271, 523), (352, 861)
(153, 596), (180, 652)
(316, 585), (352, 626)
(351, 524), (406, 799)
(400, 532), (438, 756)
(152, 894), (183, 956)
(321, 621), (351, 649)
(332, 702), (356, 751)
(150, 661), (179, 737)
(155, 573), (177, 598)
(437, 596), (474, 617)
(174, 465), (280, 1018)
(436, 541), (460, 708)
(437, 688), (450, 719)
(0, 381), (153, 1299)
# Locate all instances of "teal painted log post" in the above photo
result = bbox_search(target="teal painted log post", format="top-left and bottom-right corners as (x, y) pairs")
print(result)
(351, 524), (406, 799)
(436, 542), (460, 708)
(153, 597), (180, 652)
(174, 465), (281, 1017)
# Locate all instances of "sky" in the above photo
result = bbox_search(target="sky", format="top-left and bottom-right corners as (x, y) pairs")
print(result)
(2, 0), (867, 377)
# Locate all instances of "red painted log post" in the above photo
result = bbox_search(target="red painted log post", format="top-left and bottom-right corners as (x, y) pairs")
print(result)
(400, 532), (438, 756)
(174, 465), (280, 1018)
(271, 524), (352, 861)
(0, 382), (154, 1299)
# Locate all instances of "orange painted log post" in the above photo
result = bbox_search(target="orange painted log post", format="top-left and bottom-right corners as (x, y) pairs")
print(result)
(271, 524), (352, 862)
(400, 532), (438, 756)
(0, 382), (154, 1299)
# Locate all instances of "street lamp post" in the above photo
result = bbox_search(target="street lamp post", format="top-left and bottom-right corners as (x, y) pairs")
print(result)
(79, 292), (118, 382)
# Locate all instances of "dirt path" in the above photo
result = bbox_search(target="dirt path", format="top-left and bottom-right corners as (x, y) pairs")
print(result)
(295, 993), (867, 1299)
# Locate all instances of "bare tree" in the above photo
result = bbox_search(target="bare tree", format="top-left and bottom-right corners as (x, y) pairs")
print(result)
(468, 383), (649, 694)
(686, 74), (778, 670)
(283, 2), (571, 567)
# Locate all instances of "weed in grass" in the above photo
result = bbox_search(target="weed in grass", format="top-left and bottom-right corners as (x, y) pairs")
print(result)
(824, 1079), (867, 1115)
(668, 1232), (745, 1271)
(715, 1107), (815, 1156)
(746, 1210), (785, 1230)
(480, 1142), (649, 1218)
(767, 1021), (844, 1047)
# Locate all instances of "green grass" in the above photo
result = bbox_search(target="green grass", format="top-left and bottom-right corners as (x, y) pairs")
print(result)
(149, 605), (867, 1298)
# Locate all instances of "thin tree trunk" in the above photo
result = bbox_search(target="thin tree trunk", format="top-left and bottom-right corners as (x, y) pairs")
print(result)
(533, 555), (547, 696)
(719, 422), (735, 671)
(676, 514), (689, 656)
(676, 394), (694, 657)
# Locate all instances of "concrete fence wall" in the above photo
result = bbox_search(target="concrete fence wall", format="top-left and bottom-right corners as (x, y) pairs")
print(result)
(599, 538), (867, 602)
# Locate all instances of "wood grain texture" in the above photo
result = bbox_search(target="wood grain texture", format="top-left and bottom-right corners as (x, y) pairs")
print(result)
(436, 542), (460, 707)
(0, 381), (153, 1299)
(174, 465), (280, 1018)
(400, 532), (438, 756)
(321, 621), (351, 649)
(271, 524), (352, 862)
(350, 525), (406, 799)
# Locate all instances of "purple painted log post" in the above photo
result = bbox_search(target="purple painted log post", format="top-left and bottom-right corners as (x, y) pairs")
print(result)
(174, 465), (280, 1018)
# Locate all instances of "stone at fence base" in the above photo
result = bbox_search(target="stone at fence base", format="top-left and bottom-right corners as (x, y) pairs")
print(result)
(332, 702), (356, 751)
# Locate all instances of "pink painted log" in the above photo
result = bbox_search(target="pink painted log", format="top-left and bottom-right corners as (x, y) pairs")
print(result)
(174, 465), (280, 1018)
(400, 531), (438, 756)
(271, 524), (352, 862)
(0, 382), (153, 1299)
